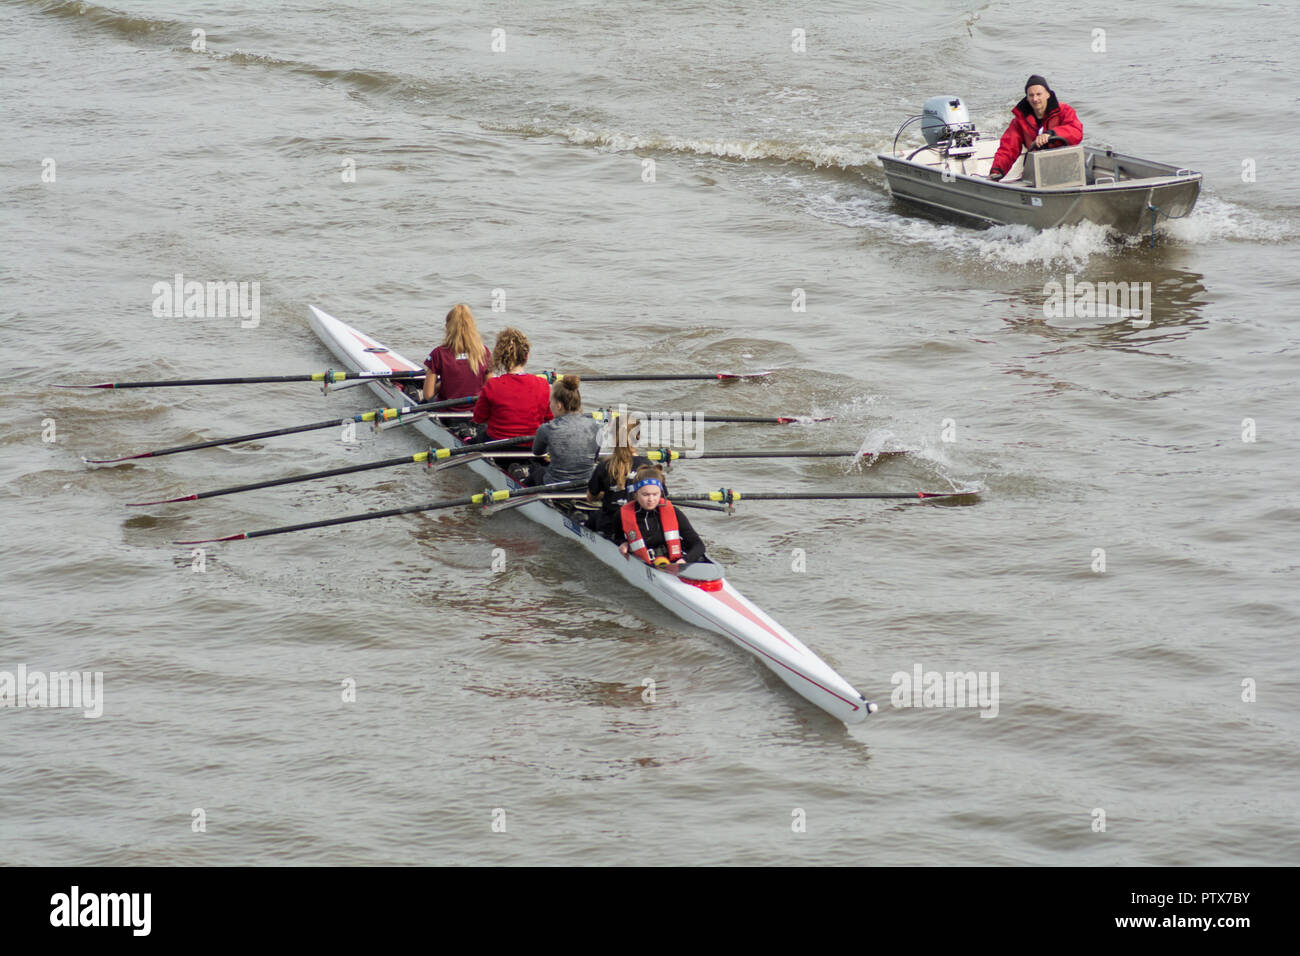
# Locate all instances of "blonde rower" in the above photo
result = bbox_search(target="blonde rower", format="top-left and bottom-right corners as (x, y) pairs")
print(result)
(422, 304), (490, 403)
(587, 416), (660, 535)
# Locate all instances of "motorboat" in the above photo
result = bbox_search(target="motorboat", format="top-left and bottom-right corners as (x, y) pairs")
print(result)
(877, 96), (1202, 234)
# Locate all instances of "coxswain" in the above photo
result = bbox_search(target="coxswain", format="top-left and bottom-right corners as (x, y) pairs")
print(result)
(530, 374), (603, 486)
(422, 303), (490, 404)
(614, 464), (706, 567)
(587, 417), (663, 536)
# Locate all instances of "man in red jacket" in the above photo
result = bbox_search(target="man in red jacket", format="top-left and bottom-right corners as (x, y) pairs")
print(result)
(988, 75), (1083, 181)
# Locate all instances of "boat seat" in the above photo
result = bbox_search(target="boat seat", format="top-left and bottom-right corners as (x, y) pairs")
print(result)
(999, 155), (1027, 183)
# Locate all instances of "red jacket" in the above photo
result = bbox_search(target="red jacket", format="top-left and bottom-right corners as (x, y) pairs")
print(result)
(471, 373), (552, 440)
(990, 93), (1083, 177)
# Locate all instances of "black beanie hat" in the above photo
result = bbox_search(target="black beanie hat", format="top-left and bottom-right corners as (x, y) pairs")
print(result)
(1025, 74), (1051, 93)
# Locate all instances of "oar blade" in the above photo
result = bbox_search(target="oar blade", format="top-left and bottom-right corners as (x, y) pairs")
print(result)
(174, 532), (249, 545)
(127, 493), (199, 507)
(83, 451), (154, 464)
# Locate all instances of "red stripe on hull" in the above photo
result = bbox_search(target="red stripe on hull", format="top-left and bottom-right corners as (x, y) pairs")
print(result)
(345, 328), (419, 373)
(709, 588), (797, 651)
(655, 582), (863, 715)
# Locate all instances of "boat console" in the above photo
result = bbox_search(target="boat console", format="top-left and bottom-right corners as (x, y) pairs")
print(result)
(1022, 146), (1087, 189)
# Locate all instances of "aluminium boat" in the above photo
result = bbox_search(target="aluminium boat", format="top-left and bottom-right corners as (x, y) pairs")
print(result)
(877, 95), (1201, 234)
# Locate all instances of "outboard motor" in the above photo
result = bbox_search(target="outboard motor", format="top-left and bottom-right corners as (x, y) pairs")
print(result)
(921, 96), (979, 156)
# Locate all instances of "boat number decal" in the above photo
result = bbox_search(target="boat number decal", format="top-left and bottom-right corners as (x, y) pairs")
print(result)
(1031, 197), (1042, 207)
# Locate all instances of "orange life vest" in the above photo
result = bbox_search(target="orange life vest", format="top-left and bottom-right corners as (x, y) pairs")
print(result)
(620, 500), (682, 564)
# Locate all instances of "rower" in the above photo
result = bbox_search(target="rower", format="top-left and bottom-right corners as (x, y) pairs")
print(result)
(614, 464), (707, 567)
(422, 303), (491, 436)
(587, 417), (664, 536)
(470, 327), (552, 478)
(422, 304), (490, 401)
(530, 375), (603, 486)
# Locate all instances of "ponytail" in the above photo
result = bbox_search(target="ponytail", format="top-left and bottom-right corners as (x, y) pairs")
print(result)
(551, 374), (582, 414)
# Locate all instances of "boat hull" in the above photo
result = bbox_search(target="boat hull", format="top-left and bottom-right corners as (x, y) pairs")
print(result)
(307, 306), (874, 724)
(878, 145), (1201, 233)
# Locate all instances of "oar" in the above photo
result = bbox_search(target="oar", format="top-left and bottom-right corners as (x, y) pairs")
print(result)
(127, 434), (535, 506)
(60, 369), (769, 390)
(56, 369), (426, 389)
(173, 478), (587, 544)
(672, 488), (979, 506)
(544, 371), (770, 382)
(85, 396), (474, 464)
(672, 500), (731, 513)
(592, 410), (832, 425)
(645, 449), (905, 462)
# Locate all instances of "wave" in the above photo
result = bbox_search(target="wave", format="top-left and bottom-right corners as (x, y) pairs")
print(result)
(499, 121), (880, 171)
(27, 0), (183, 40)
(25, 1), (445, 102)
(1161, 194), (1296, 245)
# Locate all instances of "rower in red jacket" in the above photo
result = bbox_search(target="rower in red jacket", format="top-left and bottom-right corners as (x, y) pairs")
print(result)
(615, 465), (707, 567)
(470, 327), (552, 479)
(988, 75), (1083, 182)
(471, 327), (552, 442)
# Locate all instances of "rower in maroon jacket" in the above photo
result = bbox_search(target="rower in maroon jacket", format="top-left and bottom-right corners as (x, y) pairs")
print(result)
(988, 75), (1083, 182)
(422, 303), (490, 404)
(614, 465), (707, 567)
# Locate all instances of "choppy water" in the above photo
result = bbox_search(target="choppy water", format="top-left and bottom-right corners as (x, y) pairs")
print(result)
(2, 0), (1297, 866)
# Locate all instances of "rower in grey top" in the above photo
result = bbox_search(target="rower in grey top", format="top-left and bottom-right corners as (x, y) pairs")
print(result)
(531, 374), (603, 484)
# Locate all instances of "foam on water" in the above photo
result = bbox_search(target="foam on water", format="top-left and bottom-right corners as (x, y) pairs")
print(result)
(1161, 193), (1297, 244)
(507, 121), (879, 170)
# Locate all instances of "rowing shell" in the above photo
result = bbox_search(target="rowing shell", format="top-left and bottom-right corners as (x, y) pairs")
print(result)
(308, 305), (876, 724)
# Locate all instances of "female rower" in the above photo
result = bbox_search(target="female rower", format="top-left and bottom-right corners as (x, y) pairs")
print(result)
(471, 327), (552, 477)
(586, 417), (664, 536)
(614, 464), (706, 567)
(531, 374), (603, 486)
(422, 303), (490, 404)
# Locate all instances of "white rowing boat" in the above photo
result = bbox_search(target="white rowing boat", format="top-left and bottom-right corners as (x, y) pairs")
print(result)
(308, 305), (876, 724)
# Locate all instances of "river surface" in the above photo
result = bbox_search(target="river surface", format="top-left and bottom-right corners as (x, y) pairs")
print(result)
(2, 0), (1297, 866)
